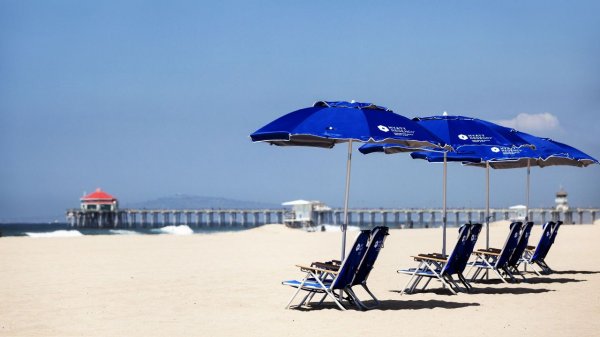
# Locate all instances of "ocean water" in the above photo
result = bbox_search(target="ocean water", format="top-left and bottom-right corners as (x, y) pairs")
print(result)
(0, 221), (458, 238)
(0, 223), (250, 238)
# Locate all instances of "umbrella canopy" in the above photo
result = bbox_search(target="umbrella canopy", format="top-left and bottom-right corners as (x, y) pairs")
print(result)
(412, 115), (534, 150)
(251, 101), (448, 149)
(404, 132), (597, 248)
(250, 101), (448, 260)
(463, 131), (599, 169)
(359, 115), (534, 255)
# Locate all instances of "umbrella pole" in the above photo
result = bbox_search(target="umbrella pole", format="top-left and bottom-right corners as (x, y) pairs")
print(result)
(486, 161), (490, 250)
(341, 140), (353, 262)
(442, 151), (447, 256)
(526, 160), (531, 222)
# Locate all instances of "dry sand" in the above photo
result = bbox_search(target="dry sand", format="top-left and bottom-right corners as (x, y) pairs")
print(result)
(1, 223), (599, 337)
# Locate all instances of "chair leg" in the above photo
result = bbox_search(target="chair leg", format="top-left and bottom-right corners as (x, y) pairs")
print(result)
(423, 264), (456, 295)
(298, 291), (313, 307)
(361, 284), (380, 305)
(525, 260), (542, 276)
(445, 275), (464, 293)
(324, 289), (346, 310)
(508, 266), (527, 281)
(286, 275), (310, 309)
(502, 267), (517, 283)
(457, 273), (472, 292)
(470, 268), (481, 281)
(411, 275), (424, 293)
(465, 261), (477, 280)
(401, 268), (420, 295)
(537, 259), (553, 274)
(421, 277), (432, 291)
(317, 293), (327, 304)
(439, 276), (457, 295)
(310, 275), (346, 311)
(345, 288), (366, 310)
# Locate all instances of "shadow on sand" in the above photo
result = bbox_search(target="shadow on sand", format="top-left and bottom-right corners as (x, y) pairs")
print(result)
(522, 277), (585, 284)
(375, 299), (480, 311)
(292, 299), (479, 311)
(470, 287), (553, 295)
(390, 286), (552, 296)
(470, 277), (583, 285)
(550, 270), (600, 275)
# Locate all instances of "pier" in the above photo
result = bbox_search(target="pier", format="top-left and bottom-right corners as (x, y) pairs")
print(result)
(65, 207), (599, 229)
(66, 209), (285, 229)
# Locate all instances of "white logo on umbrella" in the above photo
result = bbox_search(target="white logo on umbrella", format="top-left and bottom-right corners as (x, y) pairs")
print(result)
(491, 147), (500, 153)
(458, 134), (468, 140)
(378, 125), (390, 132)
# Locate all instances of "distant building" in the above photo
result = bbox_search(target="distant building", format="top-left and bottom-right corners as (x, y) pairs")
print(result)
(66, 188), (119, 228)
(555, 187), (569, 212)
(282, 200), (331, 230)
(81, 188), (118, 212)
(509, 205), (527, 221)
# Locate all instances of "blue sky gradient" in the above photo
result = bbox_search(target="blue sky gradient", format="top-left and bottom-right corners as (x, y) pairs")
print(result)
(1, 1), (599, 221)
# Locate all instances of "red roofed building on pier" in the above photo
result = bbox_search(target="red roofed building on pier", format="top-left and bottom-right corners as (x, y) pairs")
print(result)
(81, 188), (118, 212)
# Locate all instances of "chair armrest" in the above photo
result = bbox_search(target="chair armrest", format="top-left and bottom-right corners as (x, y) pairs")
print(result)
(311, 262), (340, 271)
(474, 249), (501, 256)
(419, 253), (448, 259)
(412, 255), (447, 263)
(296, 264), (340, 275)
(526, 245), (535, 251)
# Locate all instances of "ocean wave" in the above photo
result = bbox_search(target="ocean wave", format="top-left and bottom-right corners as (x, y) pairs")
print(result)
(154, 225), (194, 235)
(26, 230), (84, 238)
(108, 229), (140, 235)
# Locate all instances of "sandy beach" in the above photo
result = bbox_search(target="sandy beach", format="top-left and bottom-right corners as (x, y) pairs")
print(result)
(1, 222), (599, 337)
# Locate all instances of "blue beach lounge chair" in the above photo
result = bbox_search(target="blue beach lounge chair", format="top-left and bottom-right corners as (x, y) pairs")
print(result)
(505, 221), (534, 279)
(345, 226), (389, 310)
(295, 226), (390, 310)
(536, 220), (562, 273)
(282, 230), (370, 310)
(397, 223), (482, 295)
(521, 221), (561, 274)
(467, 222), (522, 283)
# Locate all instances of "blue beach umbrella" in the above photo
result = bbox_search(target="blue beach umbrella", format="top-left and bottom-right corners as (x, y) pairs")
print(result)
(461, 132), (599, 219)
(359, 115), (534, 254)
(403, 132), (597, 247)
(250, 101), (449, 260)
(465, 132), (599, 169)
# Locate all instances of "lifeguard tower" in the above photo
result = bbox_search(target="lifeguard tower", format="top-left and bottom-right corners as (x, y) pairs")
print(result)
(555, 187), (569, 212)
(282, 200), (331, 230)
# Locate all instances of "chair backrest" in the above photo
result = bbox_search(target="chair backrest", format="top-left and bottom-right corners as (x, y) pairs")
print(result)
(494, 222), (522, 268)
(539, 221), (562, 260)
(507, 221), (533, 268)
(441, 223), (475, 276)
(351, 226), (389, 286)
(456, 223), (482, 272)
(331, 230), (370, 290)
(550, 221), (562, 243)
(531, 221), (555, 262)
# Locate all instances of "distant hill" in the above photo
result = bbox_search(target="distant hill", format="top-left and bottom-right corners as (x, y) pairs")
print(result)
(123, 194), (282, 210)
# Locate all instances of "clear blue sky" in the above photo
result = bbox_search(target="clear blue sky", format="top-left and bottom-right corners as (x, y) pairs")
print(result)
(1, 1), (599, 221)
